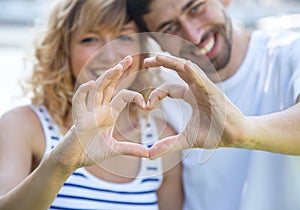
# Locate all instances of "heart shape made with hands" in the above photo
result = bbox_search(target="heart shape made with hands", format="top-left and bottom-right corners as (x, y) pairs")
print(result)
(92, 85), (179, 159)
(113, 87), (178, 139)
(73, 55), (201, 165)
(142, 84), (197, 156)
(112, 84), (195, 159)
(72, 57), (193, 165)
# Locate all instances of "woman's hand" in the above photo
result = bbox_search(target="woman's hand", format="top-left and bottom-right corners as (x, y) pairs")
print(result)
(51, 56), (149, 171)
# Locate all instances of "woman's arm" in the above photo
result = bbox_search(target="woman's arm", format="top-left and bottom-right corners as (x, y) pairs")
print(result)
(0, 106), (76, 210)
(0, 107), (43, 197)
(158, 151), (183, 210)
(155, 118), (183, 210)
(0, 57), (149, 210)
(0, 126), (76, 210)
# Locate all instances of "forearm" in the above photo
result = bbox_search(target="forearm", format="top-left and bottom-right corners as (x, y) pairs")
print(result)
(0, 153), (74, 210)
(0, 128), (76, 210)
(240, 103), (300, 155)
(158, 152), (183, 210)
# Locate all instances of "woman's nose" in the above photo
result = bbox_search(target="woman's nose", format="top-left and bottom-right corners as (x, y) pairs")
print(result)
(98, 39), (122, 65)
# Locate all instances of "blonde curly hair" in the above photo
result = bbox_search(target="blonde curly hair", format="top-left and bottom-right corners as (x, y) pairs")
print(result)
(24, 0), (163, 131)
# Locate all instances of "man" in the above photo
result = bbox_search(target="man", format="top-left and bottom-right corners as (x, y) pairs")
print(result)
(127, 0), (300, 210)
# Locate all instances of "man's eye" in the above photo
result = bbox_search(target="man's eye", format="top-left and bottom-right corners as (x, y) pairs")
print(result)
(80, 37), (98, 43)
(190, 2), (204, 15)
(163, 24), (178, 34)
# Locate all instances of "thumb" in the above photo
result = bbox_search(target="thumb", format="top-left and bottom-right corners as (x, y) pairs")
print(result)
(114, 142), (150, 158)
(148, 134), (184, 159)
(111, 90), (145, 121)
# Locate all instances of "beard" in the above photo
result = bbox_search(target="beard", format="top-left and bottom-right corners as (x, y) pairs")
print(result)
(211, 12), (233, 71)
(178, 12), (233, 73)
(211, 27), (232, 71)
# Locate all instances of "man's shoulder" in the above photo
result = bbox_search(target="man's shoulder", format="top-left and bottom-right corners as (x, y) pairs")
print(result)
(253, 30), (300, 49)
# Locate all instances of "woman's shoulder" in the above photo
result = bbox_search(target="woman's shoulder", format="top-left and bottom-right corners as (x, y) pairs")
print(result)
(0, 105), (45, 159)
(0, 105), (40, 129)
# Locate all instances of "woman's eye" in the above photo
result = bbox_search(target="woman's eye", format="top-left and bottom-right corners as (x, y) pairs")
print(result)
(80, 37), (98, 44)
(118, 35), (134, 41)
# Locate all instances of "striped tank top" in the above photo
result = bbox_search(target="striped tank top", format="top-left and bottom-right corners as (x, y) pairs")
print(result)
(29, 105), (163, 210)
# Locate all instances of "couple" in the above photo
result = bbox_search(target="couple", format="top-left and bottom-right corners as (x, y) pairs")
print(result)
(1, 0), (300, 210)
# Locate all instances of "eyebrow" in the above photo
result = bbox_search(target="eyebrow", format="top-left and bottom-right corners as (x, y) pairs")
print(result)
(155, 0), (197, 32)
(182, 0), (197, 12)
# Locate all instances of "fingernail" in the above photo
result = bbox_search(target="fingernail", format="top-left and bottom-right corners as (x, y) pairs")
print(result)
(124, 55), (132, 60)
(146, 99), (151, 107)
(87, 80), (94, 85)
(142, 100), (146, 108)
(115, 63), (123, 69)
(137, 98), (145, 109)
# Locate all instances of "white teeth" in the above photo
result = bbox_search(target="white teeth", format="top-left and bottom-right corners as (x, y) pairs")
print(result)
(193, 36), (215, 56)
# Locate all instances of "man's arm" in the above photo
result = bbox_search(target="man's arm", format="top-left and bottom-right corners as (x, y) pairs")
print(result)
(244, 99), (300, 154)
(145, 54), (300, 157)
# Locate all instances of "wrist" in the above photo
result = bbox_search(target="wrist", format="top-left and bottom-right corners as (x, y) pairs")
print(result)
(47, 151), (77, 177)
(229, 116), (260, 150)
(48, 126), (83, 173)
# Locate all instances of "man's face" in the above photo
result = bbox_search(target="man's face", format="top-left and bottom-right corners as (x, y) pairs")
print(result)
(143, 0), (232, 71)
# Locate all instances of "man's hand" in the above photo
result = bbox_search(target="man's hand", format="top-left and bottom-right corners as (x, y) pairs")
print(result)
(144, 54), (250, 159)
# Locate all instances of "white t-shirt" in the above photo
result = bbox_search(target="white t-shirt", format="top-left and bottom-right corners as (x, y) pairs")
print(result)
(164, 30), (300, 210)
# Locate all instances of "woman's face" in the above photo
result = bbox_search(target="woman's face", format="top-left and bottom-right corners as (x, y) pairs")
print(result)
(70, 21), (141, 89)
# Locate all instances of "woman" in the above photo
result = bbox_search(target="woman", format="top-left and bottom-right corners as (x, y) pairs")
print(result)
(0, 0), (182, 209)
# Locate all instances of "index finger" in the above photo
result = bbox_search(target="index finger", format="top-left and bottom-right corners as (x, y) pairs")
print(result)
(146, 83), (189, 109)
(101, 55), (133, 104)
(73, 80), (95, 118)
(96, 55), (133, 91)
(87, 56), (133, 110)
(145, 54), (214, 91)
(144, 54), (188, 73)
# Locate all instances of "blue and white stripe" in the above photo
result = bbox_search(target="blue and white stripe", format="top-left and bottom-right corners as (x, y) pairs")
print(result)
(30, 105), (163, 210)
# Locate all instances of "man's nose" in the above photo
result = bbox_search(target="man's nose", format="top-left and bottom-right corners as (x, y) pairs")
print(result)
(179, 18), (204, 45)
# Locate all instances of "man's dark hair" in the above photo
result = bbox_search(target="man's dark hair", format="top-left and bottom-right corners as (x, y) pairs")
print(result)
(126, 0), (152, 32)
